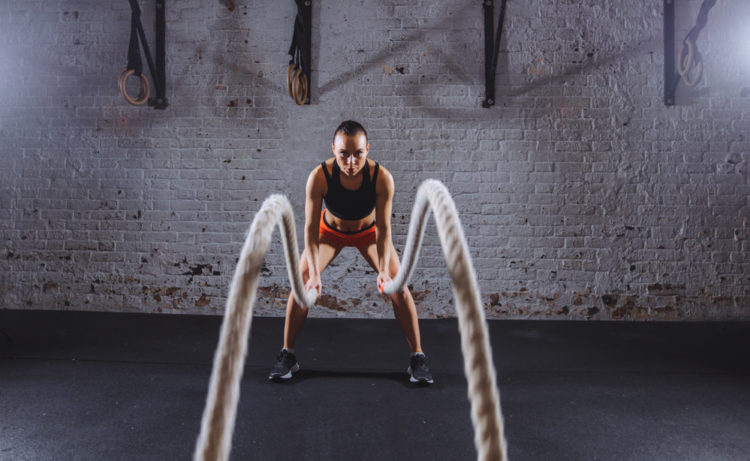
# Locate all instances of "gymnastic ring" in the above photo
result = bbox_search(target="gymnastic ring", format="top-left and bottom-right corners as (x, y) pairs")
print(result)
(681, 54), (703, 87)
(118, 69), (149, 105)
(286, 62), (296, 98)
(295, 72), (308, 105)
(292, 68), (308, 105)
(677, 39), (693, 77)
(297, 72), (308, 105)
(291, 67), (302, 103)
(118, 68), (150, 105)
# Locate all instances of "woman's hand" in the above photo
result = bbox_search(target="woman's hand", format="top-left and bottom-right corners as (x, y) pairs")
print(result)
(377, 271), (392, 294)
(305, 272), (322, 298)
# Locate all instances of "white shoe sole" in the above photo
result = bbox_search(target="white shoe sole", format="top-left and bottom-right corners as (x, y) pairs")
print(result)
(269, 362), (300, 380)
(407, 366), (434, 384)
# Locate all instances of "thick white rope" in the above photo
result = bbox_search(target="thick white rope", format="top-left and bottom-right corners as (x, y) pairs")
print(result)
(193, 194), (316, 461)
(194, 180), (507, 461)
(383, 179), (508, 461)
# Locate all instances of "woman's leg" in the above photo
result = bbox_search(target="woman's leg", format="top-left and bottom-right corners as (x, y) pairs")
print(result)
(359, 242), (423, 353)
(283, 239), (340, 349)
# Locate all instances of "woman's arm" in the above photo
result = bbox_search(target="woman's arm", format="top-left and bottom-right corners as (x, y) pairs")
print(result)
(375, 167), (395, 292)
(304, 166), (326, 295)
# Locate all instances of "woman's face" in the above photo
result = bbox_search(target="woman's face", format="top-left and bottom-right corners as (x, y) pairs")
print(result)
(332, 131), (369, 177)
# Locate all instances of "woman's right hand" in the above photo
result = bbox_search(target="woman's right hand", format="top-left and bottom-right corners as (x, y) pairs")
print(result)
(305, 272), (322, 298)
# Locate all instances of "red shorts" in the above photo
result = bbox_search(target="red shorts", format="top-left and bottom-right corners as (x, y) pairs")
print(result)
(319, 209), (377, 251)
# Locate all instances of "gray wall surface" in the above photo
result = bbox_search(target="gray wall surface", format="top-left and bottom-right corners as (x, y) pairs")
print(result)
(1, 0), (748, 320)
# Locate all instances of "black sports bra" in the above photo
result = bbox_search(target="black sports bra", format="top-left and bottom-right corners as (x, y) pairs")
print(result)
(321, 160), (380, 220)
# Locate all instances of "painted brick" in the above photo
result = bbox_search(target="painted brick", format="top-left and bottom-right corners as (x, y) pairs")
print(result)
(0, 0), (748, 320)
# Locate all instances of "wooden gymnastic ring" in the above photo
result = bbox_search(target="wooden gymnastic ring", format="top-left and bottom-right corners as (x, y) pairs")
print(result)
(297, 72), (308, 105)
(677, 39), (702, 87)
(118, 68), (150, 105)
(292, 70), (305, 105)
(682, 54), (703, 87)
(301, 73), (308, 104)
(287, 63), (296, 98)
(291, 67), (301, 103)
(677, 39), (693, 77)
(292, 69), (308, 105)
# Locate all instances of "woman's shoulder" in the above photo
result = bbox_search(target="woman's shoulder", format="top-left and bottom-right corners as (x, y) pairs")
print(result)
(372, 160), (393, 194)
(307, 159), (332, 192)
(316, 158), (334, 176)
(372, 159), (390, 178)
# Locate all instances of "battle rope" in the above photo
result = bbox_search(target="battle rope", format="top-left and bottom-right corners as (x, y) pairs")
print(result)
(383, 179), (507, 461)
(193, 195), (316, 461)
(194, 180), (507, 461)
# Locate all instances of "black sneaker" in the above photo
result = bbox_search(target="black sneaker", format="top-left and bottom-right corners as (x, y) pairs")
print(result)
(268, 349), (300, 381)
(408, 353), (434, 385)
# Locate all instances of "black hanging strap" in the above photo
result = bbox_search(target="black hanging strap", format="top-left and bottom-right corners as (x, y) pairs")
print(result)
(664, 0), (717, 105)
(684, 0), (716, 44)
(128, 0), (159, 95)
(490, 0), (507, 85)
(287, 8), (303, 67)
(124, 0), (168, 109)
(153, 0), (167, 108)
(127, 0), (143, 76)
(483, 0), (507, 108)
(664, 0), (677, 105)
(287, 0), (312, 104)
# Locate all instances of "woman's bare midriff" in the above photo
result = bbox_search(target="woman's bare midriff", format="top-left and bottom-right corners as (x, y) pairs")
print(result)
(325, 209), (376, 233)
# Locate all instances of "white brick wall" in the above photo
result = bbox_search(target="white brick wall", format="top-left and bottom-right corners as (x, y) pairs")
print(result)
(0, 0), (748, 320)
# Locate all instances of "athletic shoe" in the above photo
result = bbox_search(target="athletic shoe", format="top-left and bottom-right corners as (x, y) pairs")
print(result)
(408, 353), (434, 385)
(268, 349), (300, 381)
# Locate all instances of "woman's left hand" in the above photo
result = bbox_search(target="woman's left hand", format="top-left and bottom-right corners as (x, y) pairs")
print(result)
(377, 271), (392, 294)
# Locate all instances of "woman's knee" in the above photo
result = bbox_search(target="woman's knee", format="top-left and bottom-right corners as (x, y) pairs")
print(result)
(288, 292), (309, 312)
(389, 286), (409, 304)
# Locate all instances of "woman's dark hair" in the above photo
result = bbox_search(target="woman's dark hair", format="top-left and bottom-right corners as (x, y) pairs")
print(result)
(333, 120), (368, 143)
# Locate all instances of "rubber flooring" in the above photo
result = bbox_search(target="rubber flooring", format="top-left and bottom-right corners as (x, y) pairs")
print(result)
(1, 309), (749, 460)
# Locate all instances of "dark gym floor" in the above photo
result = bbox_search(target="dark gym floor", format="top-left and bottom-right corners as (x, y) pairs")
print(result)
(1, 309), (749, 461)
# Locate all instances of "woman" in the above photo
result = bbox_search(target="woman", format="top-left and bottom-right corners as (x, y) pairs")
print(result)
(269, 120), (433, 385)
